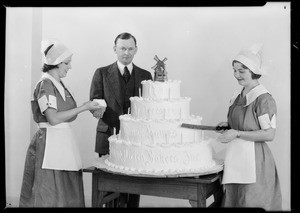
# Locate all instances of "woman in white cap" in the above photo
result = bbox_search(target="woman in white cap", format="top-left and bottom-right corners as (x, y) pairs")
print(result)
(216, 44), (282, 210)
(19, 39), (102, 207)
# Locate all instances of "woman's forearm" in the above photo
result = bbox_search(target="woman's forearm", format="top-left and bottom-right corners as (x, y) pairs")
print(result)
(45, 105), (87, 125)
(238, 128), (276, 142)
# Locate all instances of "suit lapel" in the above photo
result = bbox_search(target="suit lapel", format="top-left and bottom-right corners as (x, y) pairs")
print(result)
(107, 62), (123, 108)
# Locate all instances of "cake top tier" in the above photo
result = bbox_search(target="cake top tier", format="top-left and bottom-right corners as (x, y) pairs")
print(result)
(141, 80), (181, 100)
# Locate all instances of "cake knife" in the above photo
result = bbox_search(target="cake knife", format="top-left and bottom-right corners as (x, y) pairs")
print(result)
(181, 123), (230, 131)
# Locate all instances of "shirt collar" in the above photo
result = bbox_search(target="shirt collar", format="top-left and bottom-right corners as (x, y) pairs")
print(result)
(117, 61), (133, 75)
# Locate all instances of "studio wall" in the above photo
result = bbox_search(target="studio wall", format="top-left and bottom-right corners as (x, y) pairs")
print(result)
(5, 4), (290, 209)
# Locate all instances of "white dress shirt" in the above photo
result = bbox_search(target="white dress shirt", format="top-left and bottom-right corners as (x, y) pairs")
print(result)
(117, 61), (133, 75)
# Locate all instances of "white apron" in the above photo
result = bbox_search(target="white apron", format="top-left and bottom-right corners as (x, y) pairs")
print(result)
(222, 138), (256, 184)
(39, 122), (82, 171)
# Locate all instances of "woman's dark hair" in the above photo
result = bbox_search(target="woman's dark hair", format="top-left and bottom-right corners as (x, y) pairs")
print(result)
(114, 32), (137, 46)
(42, 64), (59, 72)
(232, 60), (261, 79)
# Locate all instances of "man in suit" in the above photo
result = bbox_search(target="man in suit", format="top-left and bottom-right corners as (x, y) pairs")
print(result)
(89, 32), (152, 207)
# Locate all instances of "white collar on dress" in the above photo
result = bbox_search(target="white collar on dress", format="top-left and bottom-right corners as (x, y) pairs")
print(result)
(245, 84), (269, 106)
(230, 84), (269, 107)
(39, 73), (66, 101)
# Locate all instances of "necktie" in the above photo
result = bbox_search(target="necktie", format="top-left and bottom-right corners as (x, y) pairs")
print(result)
(123, 66), (130, 84)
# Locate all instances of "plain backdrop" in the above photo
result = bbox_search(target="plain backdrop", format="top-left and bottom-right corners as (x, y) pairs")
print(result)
(5, 3), (290, 209)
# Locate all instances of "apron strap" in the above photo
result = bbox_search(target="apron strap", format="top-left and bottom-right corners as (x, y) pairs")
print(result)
(38, 122), (71, 129)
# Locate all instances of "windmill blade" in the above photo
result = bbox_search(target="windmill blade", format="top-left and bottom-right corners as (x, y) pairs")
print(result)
(154, 55), (160, 61)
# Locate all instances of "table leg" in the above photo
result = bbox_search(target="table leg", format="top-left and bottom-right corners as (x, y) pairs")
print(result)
(209, 180), (224, 207)
(118, 193), (127, 207)
(92, 173), (99, 207)
(197, 184), (206, 207)
(92, 173), (108, 207)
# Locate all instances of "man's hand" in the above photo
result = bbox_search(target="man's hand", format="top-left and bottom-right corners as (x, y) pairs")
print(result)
(92, 107), (106, 119)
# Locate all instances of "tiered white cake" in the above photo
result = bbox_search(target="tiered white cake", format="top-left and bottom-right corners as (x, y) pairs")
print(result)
(105, 80), (216, 174)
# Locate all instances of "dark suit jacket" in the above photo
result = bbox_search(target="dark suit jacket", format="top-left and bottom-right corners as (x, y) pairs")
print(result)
(90, 61), (152, 154)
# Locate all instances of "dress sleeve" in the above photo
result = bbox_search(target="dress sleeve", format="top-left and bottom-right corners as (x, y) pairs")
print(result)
(256, 94), (277, 129)
(36, 80), (58, 114)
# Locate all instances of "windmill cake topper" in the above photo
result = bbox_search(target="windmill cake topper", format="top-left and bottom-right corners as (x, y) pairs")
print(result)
(151, 55), (168, 82)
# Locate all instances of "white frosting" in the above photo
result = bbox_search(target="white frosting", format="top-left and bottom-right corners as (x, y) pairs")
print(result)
(104, 80), (216, 175)
(130, 97), (191, 120)
(119, 114), (203, 146)
(107, 135), (216, 173)
(141, 80), (181, 99)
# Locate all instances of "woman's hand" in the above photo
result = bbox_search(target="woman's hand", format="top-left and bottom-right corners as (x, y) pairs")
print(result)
(82, 101), (103, 111)
(45, 101), (104, 125)
(83, 101), (106, 119)
(218, 129), (239, 143)
(216, 121), (229, 133)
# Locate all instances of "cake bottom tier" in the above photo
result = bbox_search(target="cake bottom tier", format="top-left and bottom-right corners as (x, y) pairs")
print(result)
(106, 135), (216, 174)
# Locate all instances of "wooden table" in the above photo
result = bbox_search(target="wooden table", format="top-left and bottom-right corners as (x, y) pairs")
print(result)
(83, 166), (223, 208)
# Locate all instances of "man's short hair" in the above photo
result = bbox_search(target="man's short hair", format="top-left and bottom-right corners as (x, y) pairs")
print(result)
(114, 32), (137, 46)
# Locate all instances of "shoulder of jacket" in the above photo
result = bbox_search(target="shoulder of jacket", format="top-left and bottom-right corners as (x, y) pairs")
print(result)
(95, 63), (114, 73)
(134, 65), (150, 74)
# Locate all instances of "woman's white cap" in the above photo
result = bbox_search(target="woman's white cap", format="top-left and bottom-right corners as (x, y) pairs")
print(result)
(41, 39), (73, 65)
(233, 43), (265, 75)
